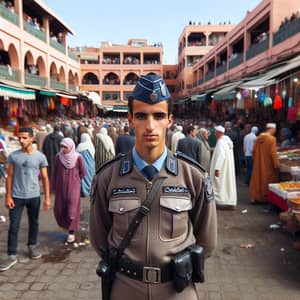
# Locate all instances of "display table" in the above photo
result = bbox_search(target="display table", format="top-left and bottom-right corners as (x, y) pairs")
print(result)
(267, 190), (288, 211)
(278, 149), (300, 180)
(268, 182), (300, 211)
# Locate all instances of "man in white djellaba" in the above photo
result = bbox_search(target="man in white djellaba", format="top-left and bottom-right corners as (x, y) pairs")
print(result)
(210, 125), (237, 210)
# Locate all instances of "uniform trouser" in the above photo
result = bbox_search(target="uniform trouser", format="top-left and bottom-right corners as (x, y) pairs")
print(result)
(110, 273), (199, 300)
(244, 156), (253, 185)
(8, 197), (41, 255)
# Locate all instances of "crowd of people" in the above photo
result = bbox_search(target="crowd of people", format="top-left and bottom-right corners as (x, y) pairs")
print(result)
(0, 74), (299, 299)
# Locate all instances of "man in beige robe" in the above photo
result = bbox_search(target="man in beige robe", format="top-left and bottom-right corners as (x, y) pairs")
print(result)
(249, 123), (280, 203)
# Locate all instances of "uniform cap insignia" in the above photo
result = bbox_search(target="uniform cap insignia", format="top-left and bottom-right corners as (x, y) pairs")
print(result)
(150, 90), (158, 101)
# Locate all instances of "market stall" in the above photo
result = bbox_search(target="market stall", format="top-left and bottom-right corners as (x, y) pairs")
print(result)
(278, 148), (300, 181)
(268, 182), (300, 211)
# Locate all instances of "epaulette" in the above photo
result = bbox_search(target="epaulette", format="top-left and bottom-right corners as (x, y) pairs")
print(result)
(175, 151), (207, 174)
(95, 153), (125, 175)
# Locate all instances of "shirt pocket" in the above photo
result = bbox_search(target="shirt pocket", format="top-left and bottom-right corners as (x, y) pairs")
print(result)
(108, 197), (141, 241)
(159, 196), (192, 241)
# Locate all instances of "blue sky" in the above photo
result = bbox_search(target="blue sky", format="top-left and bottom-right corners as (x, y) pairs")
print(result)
(43, 0), (261, 64)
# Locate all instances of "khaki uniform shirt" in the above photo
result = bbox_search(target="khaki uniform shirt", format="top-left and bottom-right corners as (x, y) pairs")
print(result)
(90, 151), (217, 300)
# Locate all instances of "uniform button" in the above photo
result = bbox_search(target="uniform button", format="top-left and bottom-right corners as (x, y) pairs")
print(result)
(119, 207), (125, 212)
(175, 206), (181, 211)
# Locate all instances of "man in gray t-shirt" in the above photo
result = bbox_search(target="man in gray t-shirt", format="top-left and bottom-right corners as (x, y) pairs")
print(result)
(0, 127), (50, 272)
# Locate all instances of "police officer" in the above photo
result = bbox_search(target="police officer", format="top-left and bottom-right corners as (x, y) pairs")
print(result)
(90, 73), (217, 300)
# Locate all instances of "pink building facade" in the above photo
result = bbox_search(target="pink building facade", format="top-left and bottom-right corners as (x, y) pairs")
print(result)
(0, 0), (80, 96)
(75, 39), (164, 112)
(191, 0), (300, 93)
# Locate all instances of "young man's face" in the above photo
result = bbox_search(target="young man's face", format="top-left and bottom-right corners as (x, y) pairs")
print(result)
(18, 132), (34, 151)
(128, 99), (173, 153)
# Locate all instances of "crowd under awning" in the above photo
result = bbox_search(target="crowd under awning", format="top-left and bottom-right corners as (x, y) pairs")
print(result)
(191, 93), (207, 102)
(0, 84), (36, 100)
(212, 81), (243, 100)
(240, 54), (300, 89)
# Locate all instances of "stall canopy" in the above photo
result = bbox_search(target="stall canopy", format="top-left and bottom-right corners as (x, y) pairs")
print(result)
(103, 106), (113, 112)
(88, 92), (101, 106)
(191, 94), (207, 102)
(0, 84), (35, 100)
(113, 105), (128, 112)
(174, 97), (189, 105)
(213, 81), (243, 100)
(39, 90), (56, 97)
(57, 93), (77, 99)
(240, 54), (300, 89)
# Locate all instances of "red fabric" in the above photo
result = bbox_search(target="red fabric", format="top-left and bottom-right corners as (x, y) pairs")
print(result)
(60, 97), (70, 106)
(287, 106), (297, 121)
(273, 95), (283, 110)
(268, 190), (288, 211)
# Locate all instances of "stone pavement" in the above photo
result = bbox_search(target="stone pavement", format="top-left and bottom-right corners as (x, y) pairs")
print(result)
(0, 174), (300, 300)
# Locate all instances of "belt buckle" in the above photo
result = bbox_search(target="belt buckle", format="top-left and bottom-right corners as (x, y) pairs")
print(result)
(143, 266), (161, 284)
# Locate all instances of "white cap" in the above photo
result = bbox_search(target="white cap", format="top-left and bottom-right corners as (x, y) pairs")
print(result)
(266, 123), (276, 129)
(215, 125), (225, 133)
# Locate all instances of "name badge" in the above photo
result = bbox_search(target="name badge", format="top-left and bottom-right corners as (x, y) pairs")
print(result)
(163, 186), (189, 193)
(112, 187), (137, 196)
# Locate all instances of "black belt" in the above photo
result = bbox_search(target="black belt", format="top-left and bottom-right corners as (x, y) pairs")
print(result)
(118, 257), (173, 284)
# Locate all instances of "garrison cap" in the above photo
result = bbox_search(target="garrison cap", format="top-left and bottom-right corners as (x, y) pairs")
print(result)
(130, 73), (170, 104)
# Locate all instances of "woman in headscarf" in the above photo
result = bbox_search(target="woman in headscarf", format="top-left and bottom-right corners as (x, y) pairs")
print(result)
(76, 133), (95, 197)
(52, 138), (86, 243)
(94, 127), (115, 171)
(197, 128), (212, 172)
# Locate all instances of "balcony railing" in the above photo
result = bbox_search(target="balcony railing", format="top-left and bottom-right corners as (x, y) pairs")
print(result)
(25, 73), (47, 87)
(197, 78), (203, 86)
(68, 84), (77, 92)
(50, 39), (66, 54)
(205, 71), (215, 82)
(50, 78), (66, 91)
(0, 65), (20, 82)
(229, 53), (244, 69)
(0, 3), (19, 26)
(246, 37), (269, 60)
(216, 64), (227, 76)
(23, 22), (46, 42)
(273, 18), (300, 46)
(68, 49), (79, 62)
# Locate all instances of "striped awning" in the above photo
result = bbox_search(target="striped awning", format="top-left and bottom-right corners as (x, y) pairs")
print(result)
(0, 84), (35, 100)
(113, 105), (128, 112)
(191, 94), (207, 102)
(213, 81), (243, 101)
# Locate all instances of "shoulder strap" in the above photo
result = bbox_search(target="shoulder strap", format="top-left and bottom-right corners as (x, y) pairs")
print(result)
(116, 177), (166, 256)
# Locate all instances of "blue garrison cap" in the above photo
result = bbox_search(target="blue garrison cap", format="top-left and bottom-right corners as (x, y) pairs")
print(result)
(130, 73), (171, 104)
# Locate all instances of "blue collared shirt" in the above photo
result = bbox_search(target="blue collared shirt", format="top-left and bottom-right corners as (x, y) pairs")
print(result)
(132, 147), (167, 178)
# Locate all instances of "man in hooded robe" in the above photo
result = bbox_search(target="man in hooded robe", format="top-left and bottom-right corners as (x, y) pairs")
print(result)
(94, 127), (115, 171)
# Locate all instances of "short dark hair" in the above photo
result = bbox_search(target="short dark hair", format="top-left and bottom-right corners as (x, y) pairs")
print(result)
(19, 127), (34, 136)
(187, 125), (195, 135)
(123, 125), (130, 133)
(128, 96), (174, 116)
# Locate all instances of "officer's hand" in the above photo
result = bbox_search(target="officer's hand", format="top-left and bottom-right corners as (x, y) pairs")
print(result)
(5, 197), (15, 209)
